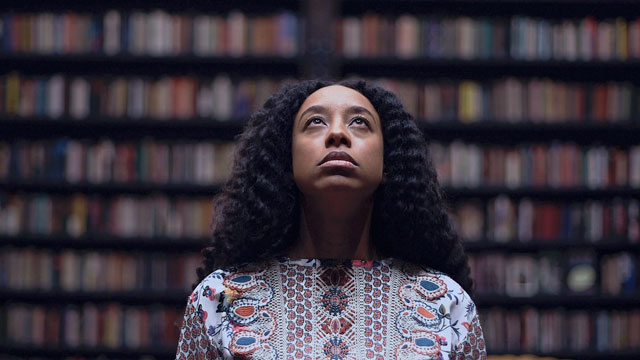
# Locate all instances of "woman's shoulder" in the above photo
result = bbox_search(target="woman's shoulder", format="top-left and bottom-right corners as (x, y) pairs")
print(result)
(192, 261), (273, 296)
(393, 259), (471, 303)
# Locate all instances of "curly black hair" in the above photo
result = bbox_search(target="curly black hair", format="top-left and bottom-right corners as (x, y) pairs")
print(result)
(197, 79), (473, 295)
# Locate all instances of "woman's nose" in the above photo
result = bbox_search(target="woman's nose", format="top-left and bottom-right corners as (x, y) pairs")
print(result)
(325, 120), (351, 147)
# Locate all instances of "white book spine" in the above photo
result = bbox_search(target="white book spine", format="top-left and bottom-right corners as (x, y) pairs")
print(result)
(65, 140), (82, 183)
(228, 11), (247, 57)
(197, 83), (213, 117)
(147, 10), (166, 56)
(104, 10), (121, 55)
(127, 77), (145, 119)
(343, 17), (361, 58)
(212, 75), (233, 120)
(598, 21), (613, 61)
(579, 18), (592, 60)
(129, 12), (146, 55)
(69, 77), (90, 119)
(564, 20), (578, 61)
(46, 75), (65, 118)
(458, 17), (474, 60)
(396, 15), (417, 59)
(64, 307), (81, 347)
(83, 303), (99, 347)
(193, 15), (211, 56)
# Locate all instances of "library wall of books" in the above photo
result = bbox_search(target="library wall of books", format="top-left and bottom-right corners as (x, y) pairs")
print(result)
(1, 1), (639, 359)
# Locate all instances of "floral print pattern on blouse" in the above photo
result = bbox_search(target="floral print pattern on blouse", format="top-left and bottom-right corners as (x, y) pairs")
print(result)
(176, 257), (486, 360)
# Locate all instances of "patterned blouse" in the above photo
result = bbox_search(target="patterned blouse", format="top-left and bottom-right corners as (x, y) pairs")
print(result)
(176, 257), (486, 360)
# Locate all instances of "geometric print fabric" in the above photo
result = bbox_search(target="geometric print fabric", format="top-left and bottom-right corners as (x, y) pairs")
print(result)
(176, 257), (486, 360)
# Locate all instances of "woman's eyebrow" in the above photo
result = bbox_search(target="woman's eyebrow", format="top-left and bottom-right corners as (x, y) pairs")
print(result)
(298, 105), (326, 121)
(348, 106), (378, 125)
(297, 104), (378, 125)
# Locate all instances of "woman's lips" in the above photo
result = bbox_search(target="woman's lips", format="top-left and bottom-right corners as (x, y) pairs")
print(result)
(318, 151), (359, 166)
(318, 159), (358, 169)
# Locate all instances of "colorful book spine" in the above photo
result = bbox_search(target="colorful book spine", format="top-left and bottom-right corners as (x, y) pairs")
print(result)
(0, 73), (290, 120)
(0, 247), (201, 292)
(338, 15), (640, 61)
(480, 308), (640, 353)
(430, 142), (640, 189)
(2, 303), (184, 349)
(0, 11), (299, 56)
(0, 194), (214, 238)
(1, 140), (235, 186)
(453, 198), (639, 243)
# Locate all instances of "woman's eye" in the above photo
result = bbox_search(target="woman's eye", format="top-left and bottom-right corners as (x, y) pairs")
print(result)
(308, 117), (324, 125)
(351, 117), (368, 126)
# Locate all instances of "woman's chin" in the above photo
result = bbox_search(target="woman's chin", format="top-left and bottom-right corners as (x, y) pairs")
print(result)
(310, 178), (381, 197)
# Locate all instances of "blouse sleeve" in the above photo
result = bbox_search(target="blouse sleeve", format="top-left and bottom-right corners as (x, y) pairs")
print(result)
(175, 280), (224, 360)
(448, 292), (487, 360)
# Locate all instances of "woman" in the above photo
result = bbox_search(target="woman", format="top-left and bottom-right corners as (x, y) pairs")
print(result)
(176, 79), (486, 360)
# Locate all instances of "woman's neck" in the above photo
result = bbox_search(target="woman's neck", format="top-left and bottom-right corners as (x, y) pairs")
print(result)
(287, 195), (377, 260)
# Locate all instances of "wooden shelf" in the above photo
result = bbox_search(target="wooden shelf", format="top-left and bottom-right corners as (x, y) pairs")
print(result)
(0, 343), (176, 360)
(1, 116), (245, 140)
(475, 294), (640, 308)
(0, 180), (220, 196)
(442, 186), (640, 201)
(340, 58), (640, 81)
(0, 54), (302, 76)
(487, 350), (640, 360)
(1, 0), (300, 12)
(1, 344), (638, 360)
(0, 234), (208, 251)
(463, 239), (640, 253)
(419, 121), (640, 146)
(0, 289), (188, 306)
(4, 116), (638, 144)
(342, 0), (640, 18)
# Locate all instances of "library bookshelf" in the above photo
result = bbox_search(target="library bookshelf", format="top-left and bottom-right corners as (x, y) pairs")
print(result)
(334, 1), (640, 359)
(1, 0), (640, 359)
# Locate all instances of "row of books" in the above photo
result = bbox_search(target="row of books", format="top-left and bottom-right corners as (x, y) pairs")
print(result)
(480, 308), (640, 353)
(374, 77), (640, 123)
(3, 139), (637, 189)
(1, 140), (235, 185)
(338, 15), (640, 61)
(429, 142), (640, 188)
(453, 198), (640, 243)
(4, 193), (639, 242)
(0, 194), (213, 238)
(7, 72), (640, 124)
(0, 247), (200, 292)
(2, 195), (639, 245)
(5, 72), (640, 123)
(468, 251), (637, 296)
(0, 11), (300, 56)
(2, 303), (183, 350)
(1, 73), (290, 120)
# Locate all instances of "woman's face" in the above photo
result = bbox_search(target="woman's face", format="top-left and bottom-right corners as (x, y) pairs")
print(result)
(292, 85), (384, 198)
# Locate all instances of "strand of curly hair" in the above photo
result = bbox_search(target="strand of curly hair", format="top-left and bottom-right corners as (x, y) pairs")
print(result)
(197, 79), (473, 295)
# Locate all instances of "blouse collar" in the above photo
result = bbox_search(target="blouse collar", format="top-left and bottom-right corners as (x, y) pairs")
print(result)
(276, 256), (394, 269)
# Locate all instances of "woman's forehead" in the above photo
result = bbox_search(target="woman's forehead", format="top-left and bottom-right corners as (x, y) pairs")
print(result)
(296, 85), (378, 118)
